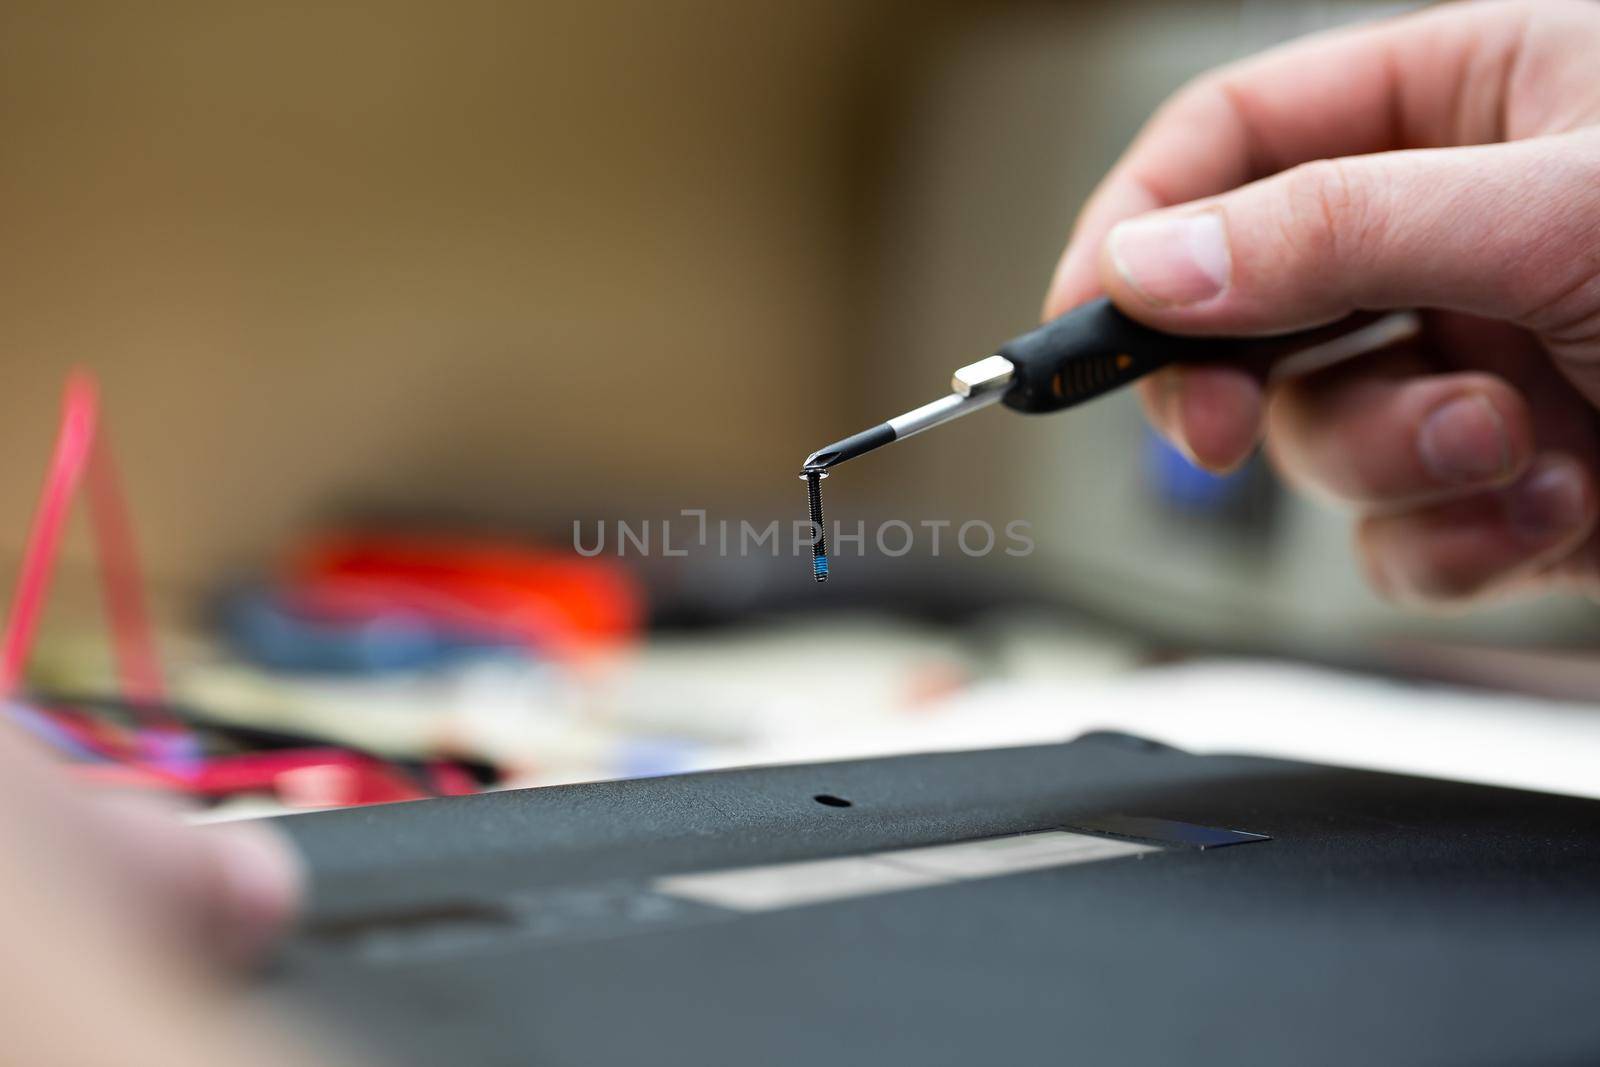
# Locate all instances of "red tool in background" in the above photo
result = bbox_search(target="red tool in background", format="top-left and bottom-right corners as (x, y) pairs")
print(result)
(286, 528), (643, 660)
(0, 372), (501, 808)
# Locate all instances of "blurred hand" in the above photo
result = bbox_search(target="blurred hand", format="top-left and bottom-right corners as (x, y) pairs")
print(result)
(0, 721), (317, 1065)
(1046, 0), (1600, 607)
(0, 721), (304, 965)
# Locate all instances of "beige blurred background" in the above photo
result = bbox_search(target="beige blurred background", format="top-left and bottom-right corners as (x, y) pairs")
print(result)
(0, 0), (1594, 655)
(0, 0), (1596, 810)
(0, 0), (940, 589)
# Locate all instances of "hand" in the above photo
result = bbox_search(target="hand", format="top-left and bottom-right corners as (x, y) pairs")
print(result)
(1046, 0), (1600, 607)
(0, 721), (303, 966)
(0, 720), (316, 1065)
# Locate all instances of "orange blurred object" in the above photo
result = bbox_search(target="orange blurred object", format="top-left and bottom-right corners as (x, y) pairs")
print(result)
(288, 531), (645, 659)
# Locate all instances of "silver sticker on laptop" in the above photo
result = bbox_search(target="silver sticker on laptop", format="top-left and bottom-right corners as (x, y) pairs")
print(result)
(653, 830), (1155, 913)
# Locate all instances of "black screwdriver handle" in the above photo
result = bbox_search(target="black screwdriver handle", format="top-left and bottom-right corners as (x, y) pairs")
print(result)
(998, 296), (1383, 414)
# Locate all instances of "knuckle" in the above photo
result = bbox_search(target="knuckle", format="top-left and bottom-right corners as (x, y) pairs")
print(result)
(1514, 141), (1600, 344)
(1157, 71), (1217, 122)
(1544, 310), (1600, 359)
(1276, 159), (1373, 268)
(1169, 65), (1239, 118)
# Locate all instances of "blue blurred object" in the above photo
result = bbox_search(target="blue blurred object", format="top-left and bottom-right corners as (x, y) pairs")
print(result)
(137, 727), (205, 774)
(613, 737), (704, 779)
(1141, 425), (1251, 510)
(6, 702), (105, 761)
(220, 586), (525, 674)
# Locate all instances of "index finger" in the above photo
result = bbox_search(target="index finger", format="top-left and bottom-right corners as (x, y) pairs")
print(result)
(1042, 0), (1532, 316)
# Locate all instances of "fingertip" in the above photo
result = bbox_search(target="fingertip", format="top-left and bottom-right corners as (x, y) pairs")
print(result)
(1099, 208), (1232, 318)
(1504, 453), (1598, 551)
(1415, 378), (1534, 490)
(1357, 453), (1599, 608)
(1174, 365), (1263, 473)
(202, 820), (306, 962)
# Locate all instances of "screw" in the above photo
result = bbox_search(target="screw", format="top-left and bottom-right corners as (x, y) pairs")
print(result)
(804, 470), (828, 583)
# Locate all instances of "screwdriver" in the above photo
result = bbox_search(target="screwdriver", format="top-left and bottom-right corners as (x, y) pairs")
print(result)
(800, 295), (1417, 582)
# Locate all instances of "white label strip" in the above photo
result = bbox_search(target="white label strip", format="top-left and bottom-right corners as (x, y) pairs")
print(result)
(653, 830), (1155, 913)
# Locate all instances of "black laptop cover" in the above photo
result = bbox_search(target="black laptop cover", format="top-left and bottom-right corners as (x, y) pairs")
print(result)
(273, 731), (1600, 1066)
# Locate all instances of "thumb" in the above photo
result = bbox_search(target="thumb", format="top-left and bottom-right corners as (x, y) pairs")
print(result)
(1098, 132), (1600, 366)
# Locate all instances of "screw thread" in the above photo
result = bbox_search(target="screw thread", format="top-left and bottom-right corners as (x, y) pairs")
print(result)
(805, 471), (828, 583)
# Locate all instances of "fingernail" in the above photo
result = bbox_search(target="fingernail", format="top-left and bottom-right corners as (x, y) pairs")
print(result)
(1418, 395), (1509, 484)
(205, 822), (305, 960)
(1507, 457), (1590, 545)
(1108, 210), (1230, 307)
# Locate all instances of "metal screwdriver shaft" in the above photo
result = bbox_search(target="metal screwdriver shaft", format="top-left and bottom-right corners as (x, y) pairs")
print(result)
(795, 298), (1419, 584)
(805, 471), (828, 582)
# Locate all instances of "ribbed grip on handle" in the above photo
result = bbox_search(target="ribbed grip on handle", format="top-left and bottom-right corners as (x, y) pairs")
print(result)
(998, 297), (1221, 414)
